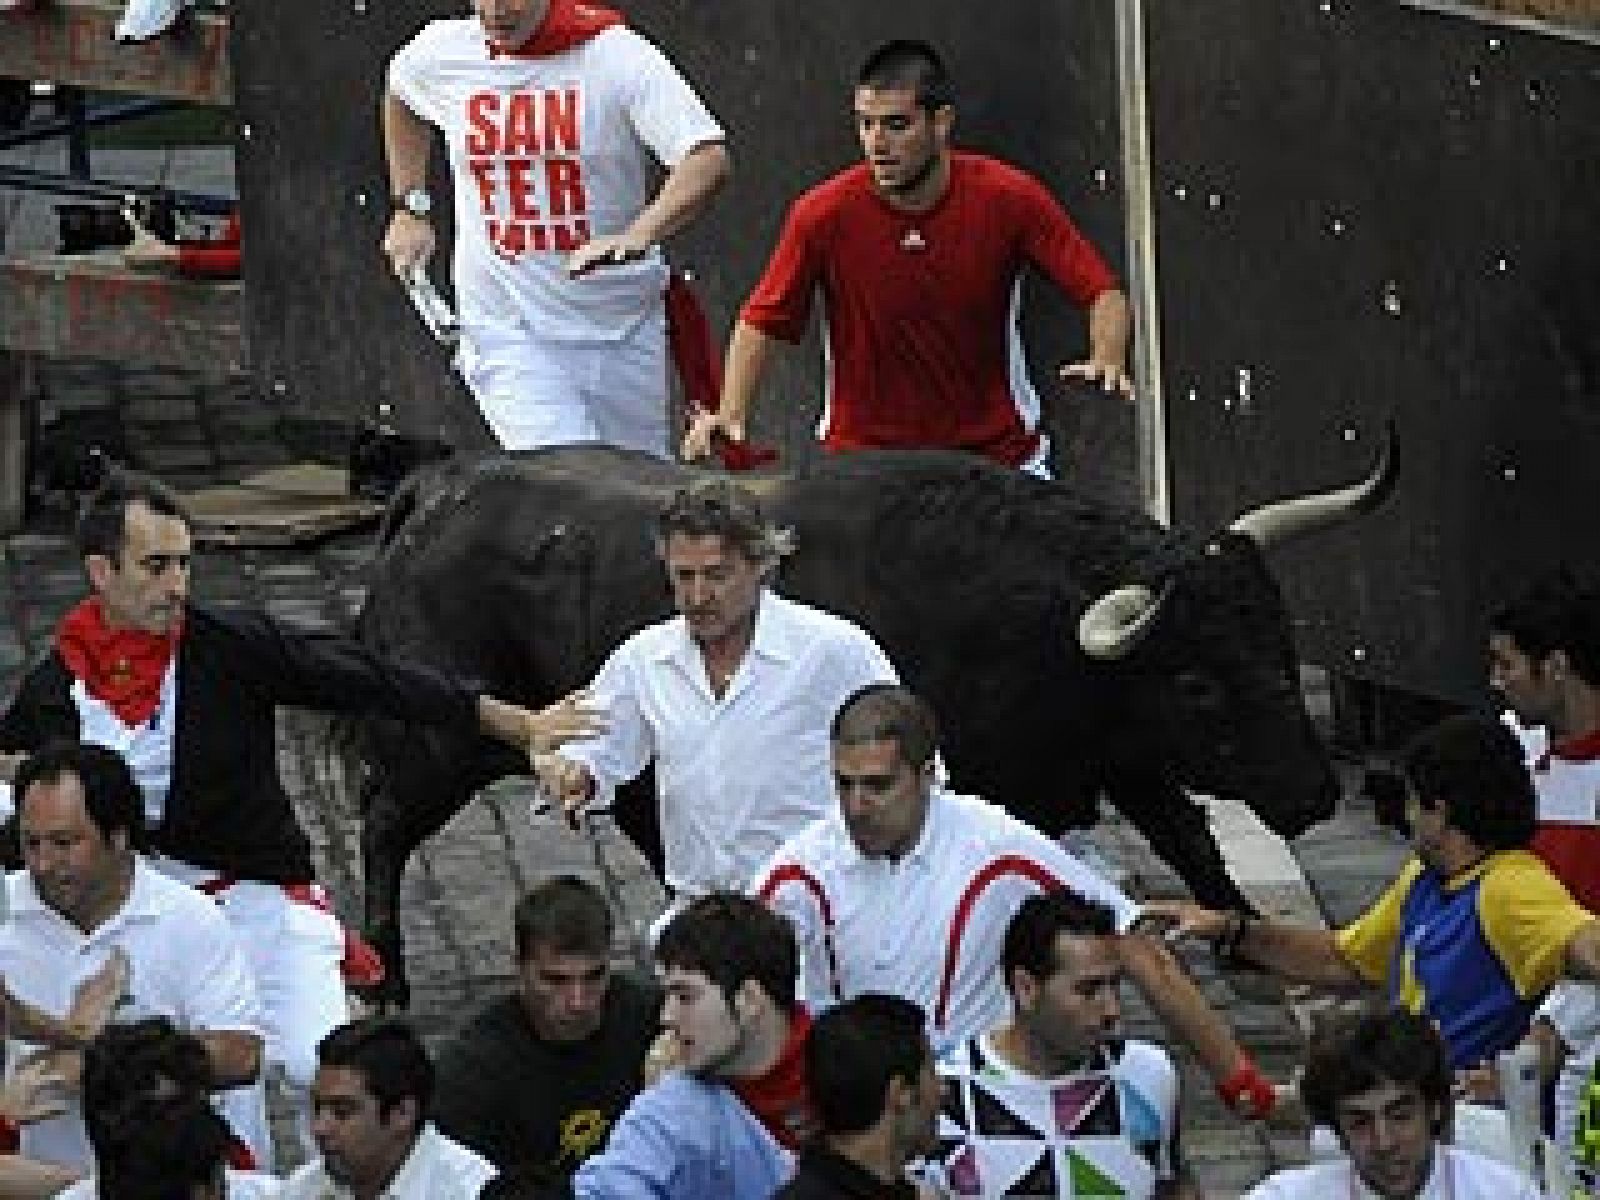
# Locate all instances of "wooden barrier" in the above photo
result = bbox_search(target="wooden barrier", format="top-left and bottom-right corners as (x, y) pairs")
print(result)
(0, 0), (231, 107)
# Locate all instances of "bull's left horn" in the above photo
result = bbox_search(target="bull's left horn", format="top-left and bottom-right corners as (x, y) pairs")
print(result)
(1226, 420), (1399, 550)
(1077, 584), (1165, 661)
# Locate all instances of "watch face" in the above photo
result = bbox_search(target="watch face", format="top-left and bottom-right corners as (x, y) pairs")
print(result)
(403, 189), (432, 217)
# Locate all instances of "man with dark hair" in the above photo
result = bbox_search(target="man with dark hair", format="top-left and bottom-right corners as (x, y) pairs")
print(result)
(1245, 1012), (1539, 1199)
(539, 479), (899, 905)
(927, 890), (1195, 1198)
(756, 684), (1282, 1120)
(64, 1018), (279, 1199)
(0, 743), (265, 1171)
(1490, 579), (1600, 909)
(431, 875), (660, 1174)
(1150, 714), (1600, 1070)
(569, 893), (797, 1199)
(774, 993), (937, 1199)
(684, 37), (1131, 477)
(0, 468), (594, 1163)
(283, 1017), (495, 1198)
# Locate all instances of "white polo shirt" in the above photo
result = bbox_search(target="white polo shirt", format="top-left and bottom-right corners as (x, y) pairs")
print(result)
(1243, 1145), (1540, 1199)
(0, 859), (264, 1169)
(280, 1123), (495, 1199)
(752, 788), (1137, 1053)
(561, 590), (898, 895)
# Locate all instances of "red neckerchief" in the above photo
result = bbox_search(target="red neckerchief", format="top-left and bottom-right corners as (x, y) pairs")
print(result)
(489, 0), (623, 58)
(730, 1007), (817, 1150)
(55, 597), (180, 728)
(1551, 728), (1600, 764)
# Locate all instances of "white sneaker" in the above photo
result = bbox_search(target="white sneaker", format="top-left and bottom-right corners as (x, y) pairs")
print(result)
(113, 0), (187, 42)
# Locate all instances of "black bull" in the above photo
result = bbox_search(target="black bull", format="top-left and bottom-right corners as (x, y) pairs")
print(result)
(352, 439), (1396, 1006)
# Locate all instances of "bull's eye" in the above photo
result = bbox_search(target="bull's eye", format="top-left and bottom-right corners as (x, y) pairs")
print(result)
(1174, 671), (1226, 712)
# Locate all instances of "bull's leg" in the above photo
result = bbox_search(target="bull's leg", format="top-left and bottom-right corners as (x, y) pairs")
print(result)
(357, 772), (421, 1012)
(1109, 776), (1252, 912)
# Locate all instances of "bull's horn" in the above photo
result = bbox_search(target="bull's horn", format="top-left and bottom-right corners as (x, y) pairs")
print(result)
(1226, 419), (1399, 549)
(1078, 584), (1167, 661)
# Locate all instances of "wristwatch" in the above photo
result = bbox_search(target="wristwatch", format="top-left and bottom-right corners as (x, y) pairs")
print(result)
(393, 187), (433, 219)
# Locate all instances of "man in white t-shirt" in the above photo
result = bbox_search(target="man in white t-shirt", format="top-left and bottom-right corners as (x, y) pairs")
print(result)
(282, 1017), (496, 1200)
(381, 0), (729, 456)
(0, 742), (264, 1171)
(752, 684), (1282, 1120)
(928, 889), (1194, 1199)
(1244, 1011), (1539, 1200)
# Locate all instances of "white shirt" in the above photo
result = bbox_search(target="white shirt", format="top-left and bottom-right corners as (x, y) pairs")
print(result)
(1536, 980), (1600, 1171)
(0, 860), (264, 1170)
(280, 1123), (496, 1200)
(753, 788), (1137, 1053)
(72, 662), (177, 828)
(387, 21), (723, 341)
(57, 1169), (281, 1198)
(1243, 1145), (1541, 1199)
(562, 590), (898, 894)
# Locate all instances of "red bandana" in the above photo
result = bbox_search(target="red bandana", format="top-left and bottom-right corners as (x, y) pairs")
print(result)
(55, 597), (180, 728)
(1552, 728), (1600, 764)
(490, 0), (623, 58)
(730, 1007), (818, 1150)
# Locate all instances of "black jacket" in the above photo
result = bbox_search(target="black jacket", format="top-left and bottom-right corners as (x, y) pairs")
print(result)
(0, 604), (480, 882)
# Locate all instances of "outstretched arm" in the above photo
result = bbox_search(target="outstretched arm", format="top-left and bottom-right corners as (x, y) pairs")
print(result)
(1143, 900), (1368, 990)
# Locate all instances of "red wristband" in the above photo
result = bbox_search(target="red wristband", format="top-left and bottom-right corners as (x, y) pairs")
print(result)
(1216, 1058), (1276, 1119)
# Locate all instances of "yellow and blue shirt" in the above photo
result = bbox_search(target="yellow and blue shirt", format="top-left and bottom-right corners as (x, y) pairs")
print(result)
(1337, 850), (1594, 1069)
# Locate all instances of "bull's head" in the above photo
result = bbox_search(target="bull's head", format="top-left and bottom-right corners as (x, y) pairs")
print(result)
(1074, 425), (1398, 836)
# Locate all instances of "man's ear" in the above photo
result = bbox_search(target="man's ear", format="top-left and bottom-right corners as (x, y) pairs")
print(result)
(84, 554), (113, 593)
(733, 978), (765, 1022)
(1009, 967), (1040, 1011)
(932, 103), (955, 142)
(1548, 649), (1572, 682)
(389, 1092), (420, 1130)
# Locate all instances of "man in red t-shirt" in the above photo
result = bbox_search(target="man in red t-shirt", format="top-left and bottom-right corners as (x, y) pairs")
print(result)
(682, 38), (1131, 477)
(1489, 576), (1600, 911)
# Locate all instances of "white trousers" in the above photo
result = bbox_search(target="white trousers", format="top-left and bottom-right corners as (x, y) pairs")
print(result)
(460, 306), (670, 458)
(170, 874), (348, 1170)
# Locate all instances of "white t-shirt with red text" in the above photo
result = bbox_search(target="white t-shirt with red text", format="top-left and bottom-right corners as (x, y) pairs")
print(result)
(388, 21), (723, 342)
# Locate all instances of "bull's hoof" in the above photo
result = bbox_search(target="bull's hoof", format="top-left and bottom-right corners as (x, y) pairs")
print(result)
(352, 972), (412, 1014)
(357, 919), (411, 1013)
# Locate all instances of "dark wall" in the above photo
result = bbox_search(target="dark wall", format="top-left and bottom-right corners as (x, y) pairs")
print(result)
(1149, 0), (1600, 704)
(230, 1), (1128, 483)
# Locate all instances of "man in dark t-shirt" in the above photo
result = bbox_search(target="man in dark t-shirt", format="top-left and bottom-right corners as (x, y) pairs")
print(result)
(432, 876), (660, 1175)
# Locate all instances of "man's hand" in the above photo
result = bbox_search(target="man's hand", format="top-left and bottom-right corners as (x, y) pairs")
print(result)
(67, 948), (129, 1040)
(641, 1029), (682, 1086)
(1136, 900), (1231, 944)
(1059, 358), (1133, 398)
(526, 692), (606, 755)
(382, 212), (436, 279)
(120, 208), (180, 273)
(566, 231), (653, 278)
(0, 1048), (75, 1123)
(533, 754), (596, 827)
(679, 410), (746, 462)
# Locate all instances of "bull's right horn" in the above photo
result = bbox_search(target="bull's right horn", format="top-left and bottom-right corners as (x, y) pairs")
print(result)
(1078, 584), (1166, 661)
(1226, 419), (1399, 550)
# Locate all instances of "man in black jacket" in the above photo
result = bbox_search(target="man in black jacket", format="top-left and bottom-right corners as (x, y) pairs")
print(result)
(775, 993), (938, 1200)
(0, 468), (595, 1165)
